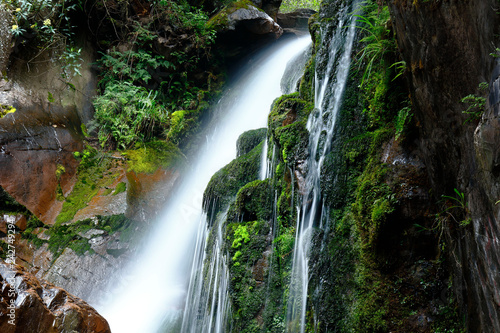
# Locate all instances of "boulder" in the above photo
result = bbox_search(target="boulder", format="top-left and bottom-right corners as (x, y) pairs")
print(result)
(0, 260), (110, 332)
(210, 2), (283, 60)
(277, 8), (316, 36)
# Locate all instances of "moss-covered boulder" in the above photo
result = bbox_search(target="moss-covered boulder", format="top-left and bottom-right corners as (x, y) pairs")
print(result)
(203, 138), (264, 222)
(268, 92), (314, 165)
(236, 128), (267, 157)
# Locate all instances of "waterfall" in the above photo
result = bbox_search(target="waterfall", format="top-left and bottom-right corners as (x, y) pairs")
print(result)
(180, 35), (311, 333)
(285, 4), (359, 332)
(97, 35), (311, 333)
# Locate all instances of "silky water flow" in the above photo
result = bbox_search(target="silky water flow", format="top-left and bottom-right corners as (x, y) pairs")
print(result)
(97, 35), (312, 333)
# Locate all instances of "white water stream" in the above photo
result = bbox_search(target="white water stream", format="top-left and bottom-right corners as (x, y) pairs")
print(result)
(285, 4), (359, 332)
(98, 35), (311, 333)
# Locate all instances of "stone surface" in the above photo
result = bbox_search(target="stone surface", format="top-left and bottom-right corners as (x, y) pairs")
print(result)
(43, 244), (130, 305)
(0, 102), (83, 224)
(390, 0), (500, 331)
(212, 3), (284, 61)
(277, 8), (316, 36)
(126, 168), (181, 223)
(226, 6), (282, 37)
(0, 260), (110, 332)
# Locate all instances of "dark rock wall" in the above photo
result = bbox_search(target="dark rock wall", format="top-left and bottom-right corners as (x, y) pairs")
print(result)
(390, 0), (500, 331)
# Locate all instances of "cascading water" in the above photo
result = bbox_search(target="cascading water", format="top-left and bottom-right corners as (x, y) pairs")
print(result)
(285, 4), (359, 332)
(97, 35), (311, 333)
(180, 35), (311, 333)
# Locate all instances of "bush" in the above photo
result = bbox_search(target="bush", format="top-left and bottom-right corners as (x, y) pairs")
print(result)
(91, 81), (169, 149)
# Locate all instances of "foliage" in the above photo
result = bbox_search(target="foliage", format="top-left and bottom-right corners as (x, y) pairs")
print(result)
(394, 103), (412, 140)
(461, 82), (488, 123)
(0, 104), (16, 118)
(124, 140), (184, 173)
(354, 3), (397, 87)
(92, 1), (218, 149)
(279, 0), (320, 13)
(440, 188), (471, 227)
(5, 0), (83, 78)
(91, 81), (169, 149)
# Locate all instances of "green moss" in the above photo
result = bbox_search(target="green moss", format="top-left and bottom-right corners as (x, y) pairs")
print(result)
(0, 240), (8, 260)
(236, 128), (267, 157)
(268, 93), (314, 165)
(0, 104), (16, 118)
(166, 103), (209, 148)
(203, 141), (264, 220)
(125, 140), (184, 174)
(113, 182), (127, 195)
(225, 219), (270, 330)
(228, 179), (274, 222)
(207, 0), (260, 29)
(57, 146), (116, 224)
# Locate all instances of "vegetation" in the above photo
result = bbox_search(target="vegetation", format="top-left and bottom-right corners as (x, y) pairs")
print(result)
(91, 0), (219, 150)
(5, 0), (83, 79)
(0, 104), (16, 118)
(279, 0), (320, 13)
(461, 82), (488, 123)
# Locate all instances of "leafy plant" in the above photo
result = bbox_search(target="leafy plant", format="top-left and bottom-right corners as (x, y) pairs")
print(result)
(441, 188), (471, 227)
(6, 0), (82, 69)
(279, 0), (320, 13)
(354, 2), (395, 87)
(461, 82), (488, 123)
(394, 103), (412, 140)
(91, 81), (169, 149)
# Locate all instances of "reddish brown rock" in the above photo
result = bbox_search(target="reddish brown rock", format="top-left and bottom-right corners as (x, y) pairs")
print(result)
(126, 168), (181, 222)
(0, 260), (110, 333)
(0, 103), (83, 225)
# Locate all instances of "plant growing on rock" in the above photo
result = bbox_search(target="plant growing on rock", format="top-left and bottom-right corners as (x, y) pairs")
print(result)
(6, 0), (82, 74)
(461, 82), (488, 123)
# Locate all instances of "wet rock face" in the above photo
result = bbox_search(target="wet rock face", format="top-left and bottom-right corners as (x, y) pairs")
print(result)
(390, 0), (500, 331)
(0, 101), (83, 224)
(0, 261), (110, 333)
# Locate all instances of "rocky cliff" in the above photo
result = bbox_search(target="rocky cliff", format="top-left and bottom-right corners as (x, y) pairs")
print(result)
(390, 0), (500, 331)
(0, 260), (110, 332)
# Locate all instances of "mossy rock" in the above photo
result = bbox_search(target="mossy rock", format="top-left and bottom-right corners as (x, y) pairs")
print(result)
(227, 179), (273, 222)
(268, 93), (314, 165)
(207, 0), (262, 30)
(203, 140), (264, 222)
(124, 140), (185, 174)
(224, 219), (270, 329)
(236, 128), (267, 157)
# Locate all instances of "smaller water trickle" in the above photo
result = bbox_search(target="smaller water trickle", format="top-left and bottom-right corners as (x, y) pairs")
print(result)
(259, 138), (269, 180)
(181, 210), (231, 333)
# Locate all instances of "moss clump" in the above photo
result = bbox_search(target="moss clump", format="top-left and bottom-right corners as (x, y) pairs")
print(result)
(203, 141), (264, 221)
(228, 179), (274, 222)
(236, 128), (267, 157)
(166, 103), (209, 149)
(268, 93), (314, 164)
(207, 0), (260, 29)
(125, 140), (184, 174)
(0, 104), (16, 118)
(56, 146), (120, 224)
(0, 186), (28, 214)
(225, 220), (270, 331)
(113, 182), (127, 195)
